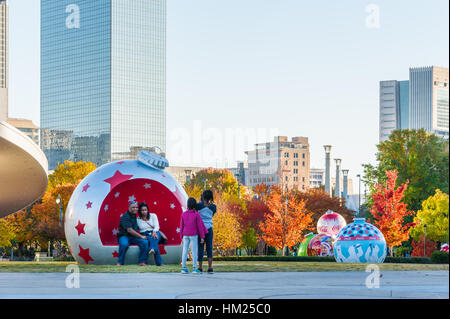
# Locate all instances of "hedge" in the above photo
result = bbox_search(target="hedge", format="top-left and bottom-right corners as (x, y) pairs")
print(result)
(210, 256), (436, 264)
(430, 251), (449, 264)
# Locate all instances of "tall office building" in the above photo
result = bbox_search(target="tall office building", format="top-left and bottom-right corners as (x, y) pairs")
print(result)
(380, 66), (449, 141)
(410, 66), (449, 137)
(246, 136), (310, 191)
(41, 1), (166, 169)
(0, 0), (8, 122)
(379, 80), (409, 141)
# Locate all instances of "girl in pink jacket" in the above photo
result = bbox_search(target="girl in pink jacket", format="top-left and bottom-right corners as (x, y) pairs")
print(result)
(180, 197), (208, 274)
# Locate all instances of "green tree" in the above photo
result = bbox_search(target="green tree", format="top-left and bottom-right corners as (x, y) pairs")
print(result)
(240, 228), (258, 255)
(363, 129), (449, 212)
(409, 189), (449, 244)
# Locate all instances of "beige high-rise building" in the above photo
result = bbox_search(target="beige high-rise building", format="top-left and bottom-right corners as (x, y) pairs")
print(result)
(0, 0), (8, 122)
(246, 136), (310, 191)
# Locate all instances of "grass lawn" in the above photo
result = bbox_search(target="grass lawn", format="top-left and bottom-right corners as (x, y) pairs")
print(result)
(0, 261), (448, 273)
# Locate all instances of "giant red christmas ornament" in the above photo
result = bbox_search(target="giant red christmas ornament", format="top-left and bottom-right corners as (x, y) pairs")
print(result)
(64, 151), (188, 265)
(317, 210), (347, 239)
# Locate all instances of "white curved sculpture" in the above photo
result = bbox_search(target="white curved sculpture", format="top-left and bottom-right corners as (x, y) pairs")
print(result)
(0, 121), (48, 217)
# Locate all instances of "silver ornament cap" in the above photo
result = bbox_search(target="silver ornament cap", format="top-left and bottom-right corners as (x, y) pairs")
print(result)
(138, 150), (169, 170)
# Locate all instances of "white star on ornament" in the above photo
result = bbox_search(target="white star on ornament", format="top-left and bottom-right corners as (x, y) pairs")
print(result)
(129, 195), (136, 202)
(176, 227), (180, 233)
(143, 183), (151, 189)
(104, 205), (109, 211)
(164, 218), (167, 222)
(112, 228), (118, 236)
(170, 203), (176, 209)
(154, 202), (157, 205)
(114, 192), (120, 198)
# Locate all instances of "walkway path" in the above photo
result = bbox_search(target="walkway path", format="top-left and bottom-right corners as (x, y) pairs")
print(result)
(0, 271), (447, 299)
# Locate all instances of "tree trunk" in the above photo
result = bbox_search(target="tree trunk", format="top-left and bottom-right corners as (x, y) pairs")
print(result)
(18, 242), (24, 259)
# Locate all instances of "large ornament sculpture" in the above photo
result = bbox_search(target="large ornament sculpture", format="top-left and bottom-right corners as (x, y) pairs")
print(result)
(297, 232), (315, 256)
(64, 151), (188, 265)
(307, 233), (334, 257)
(333, 218), (387, 263)
(317, 210), (347, 239)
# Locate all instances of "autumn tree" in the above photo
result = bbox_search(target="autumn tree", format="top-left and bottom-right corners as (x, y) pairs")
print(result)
(1, 210), (34, 257)
(411, 236), (437, 258)
(48, 160), (96, 191)
(370, 170), (415, 255)
(31, 184), (77, 246)
(409, 189), (449, 245)
(212, 198), (242, 256)
(259, 186), (313, 256)
(0, 218), (14, 248)
(185, 168), (242, 204)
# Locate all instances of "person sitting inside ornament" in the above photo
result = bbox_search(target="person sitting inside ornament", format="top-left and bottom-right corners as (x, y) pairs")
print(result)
(116, 201), (149, 266)
(137, 202), (164, 266)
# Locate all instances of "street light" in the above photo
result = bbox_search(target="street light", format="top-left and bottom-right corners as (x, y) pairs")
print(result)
(424, 224), (427, 257)
(356, 174), (361, 217)
(56, 194), (63, 227)
(184, 169), (192, 185)
(201, 178), (208, 190)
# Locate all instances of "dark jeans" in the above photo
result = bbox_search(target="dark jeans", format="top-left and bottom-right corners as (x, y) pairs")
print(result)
(198, 227), (213, 262)
(118, 235), (149, 265)
(142, 231), (163, 266)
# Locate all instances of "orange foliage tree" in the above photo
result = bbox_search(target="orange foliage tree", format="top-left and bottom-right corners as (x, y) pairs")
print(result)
(30, 184), (77, 245)
(370, 170), (415, 255)
(259, 186), (313, 255)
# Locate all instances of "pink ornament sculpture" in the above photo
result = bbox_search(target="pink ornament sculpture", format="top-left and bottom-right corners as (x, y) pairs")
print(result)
(317, 210), (347, 239)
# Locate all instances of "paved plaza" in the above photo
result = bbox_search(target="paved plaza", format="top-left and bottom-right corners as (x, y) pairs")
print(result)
(0, 270), (448, 299)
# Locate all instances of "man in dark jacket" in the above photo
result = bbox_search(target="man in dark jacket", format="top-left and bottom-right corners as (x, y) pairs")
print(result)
(117, 201), (149, 266)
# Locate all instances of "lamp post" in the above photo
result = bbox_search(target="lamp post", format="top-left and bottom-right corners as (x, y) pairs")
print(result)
(356, 174), (361, 217)
(424, 224), (427, 257)
(56, 194), (63, 227)
(201, 178), (208, 190)
(184, 169), (192, 185)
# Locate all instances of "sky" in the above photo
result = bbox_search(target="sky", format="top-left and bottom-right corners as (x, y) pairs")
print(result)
(7, 0), (450, 192)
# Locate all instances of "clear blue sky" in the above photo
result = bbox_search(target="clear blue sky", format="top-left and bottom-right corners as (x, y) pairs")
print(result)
(8, 0), (449, 191)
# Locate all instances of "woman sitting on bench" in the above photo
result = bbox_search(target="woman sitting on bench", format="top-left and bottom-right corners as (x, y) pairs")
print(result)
(137, 202), (164, 266)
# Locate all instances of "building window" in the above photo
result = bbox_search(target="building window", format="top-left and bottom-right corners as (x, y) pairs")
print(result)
(302, 153), (305, 159)
(302, 161), (305, 167)
(294, 161), (298, 166)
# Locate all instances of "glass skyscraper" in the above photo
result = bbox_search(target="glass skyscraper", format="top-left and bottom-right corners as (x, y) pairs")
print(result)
(41, 0), (166, 170)
(409, 66), (448, 138)
(379, 80), (409, 141)
(379, 66), (448, 141)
